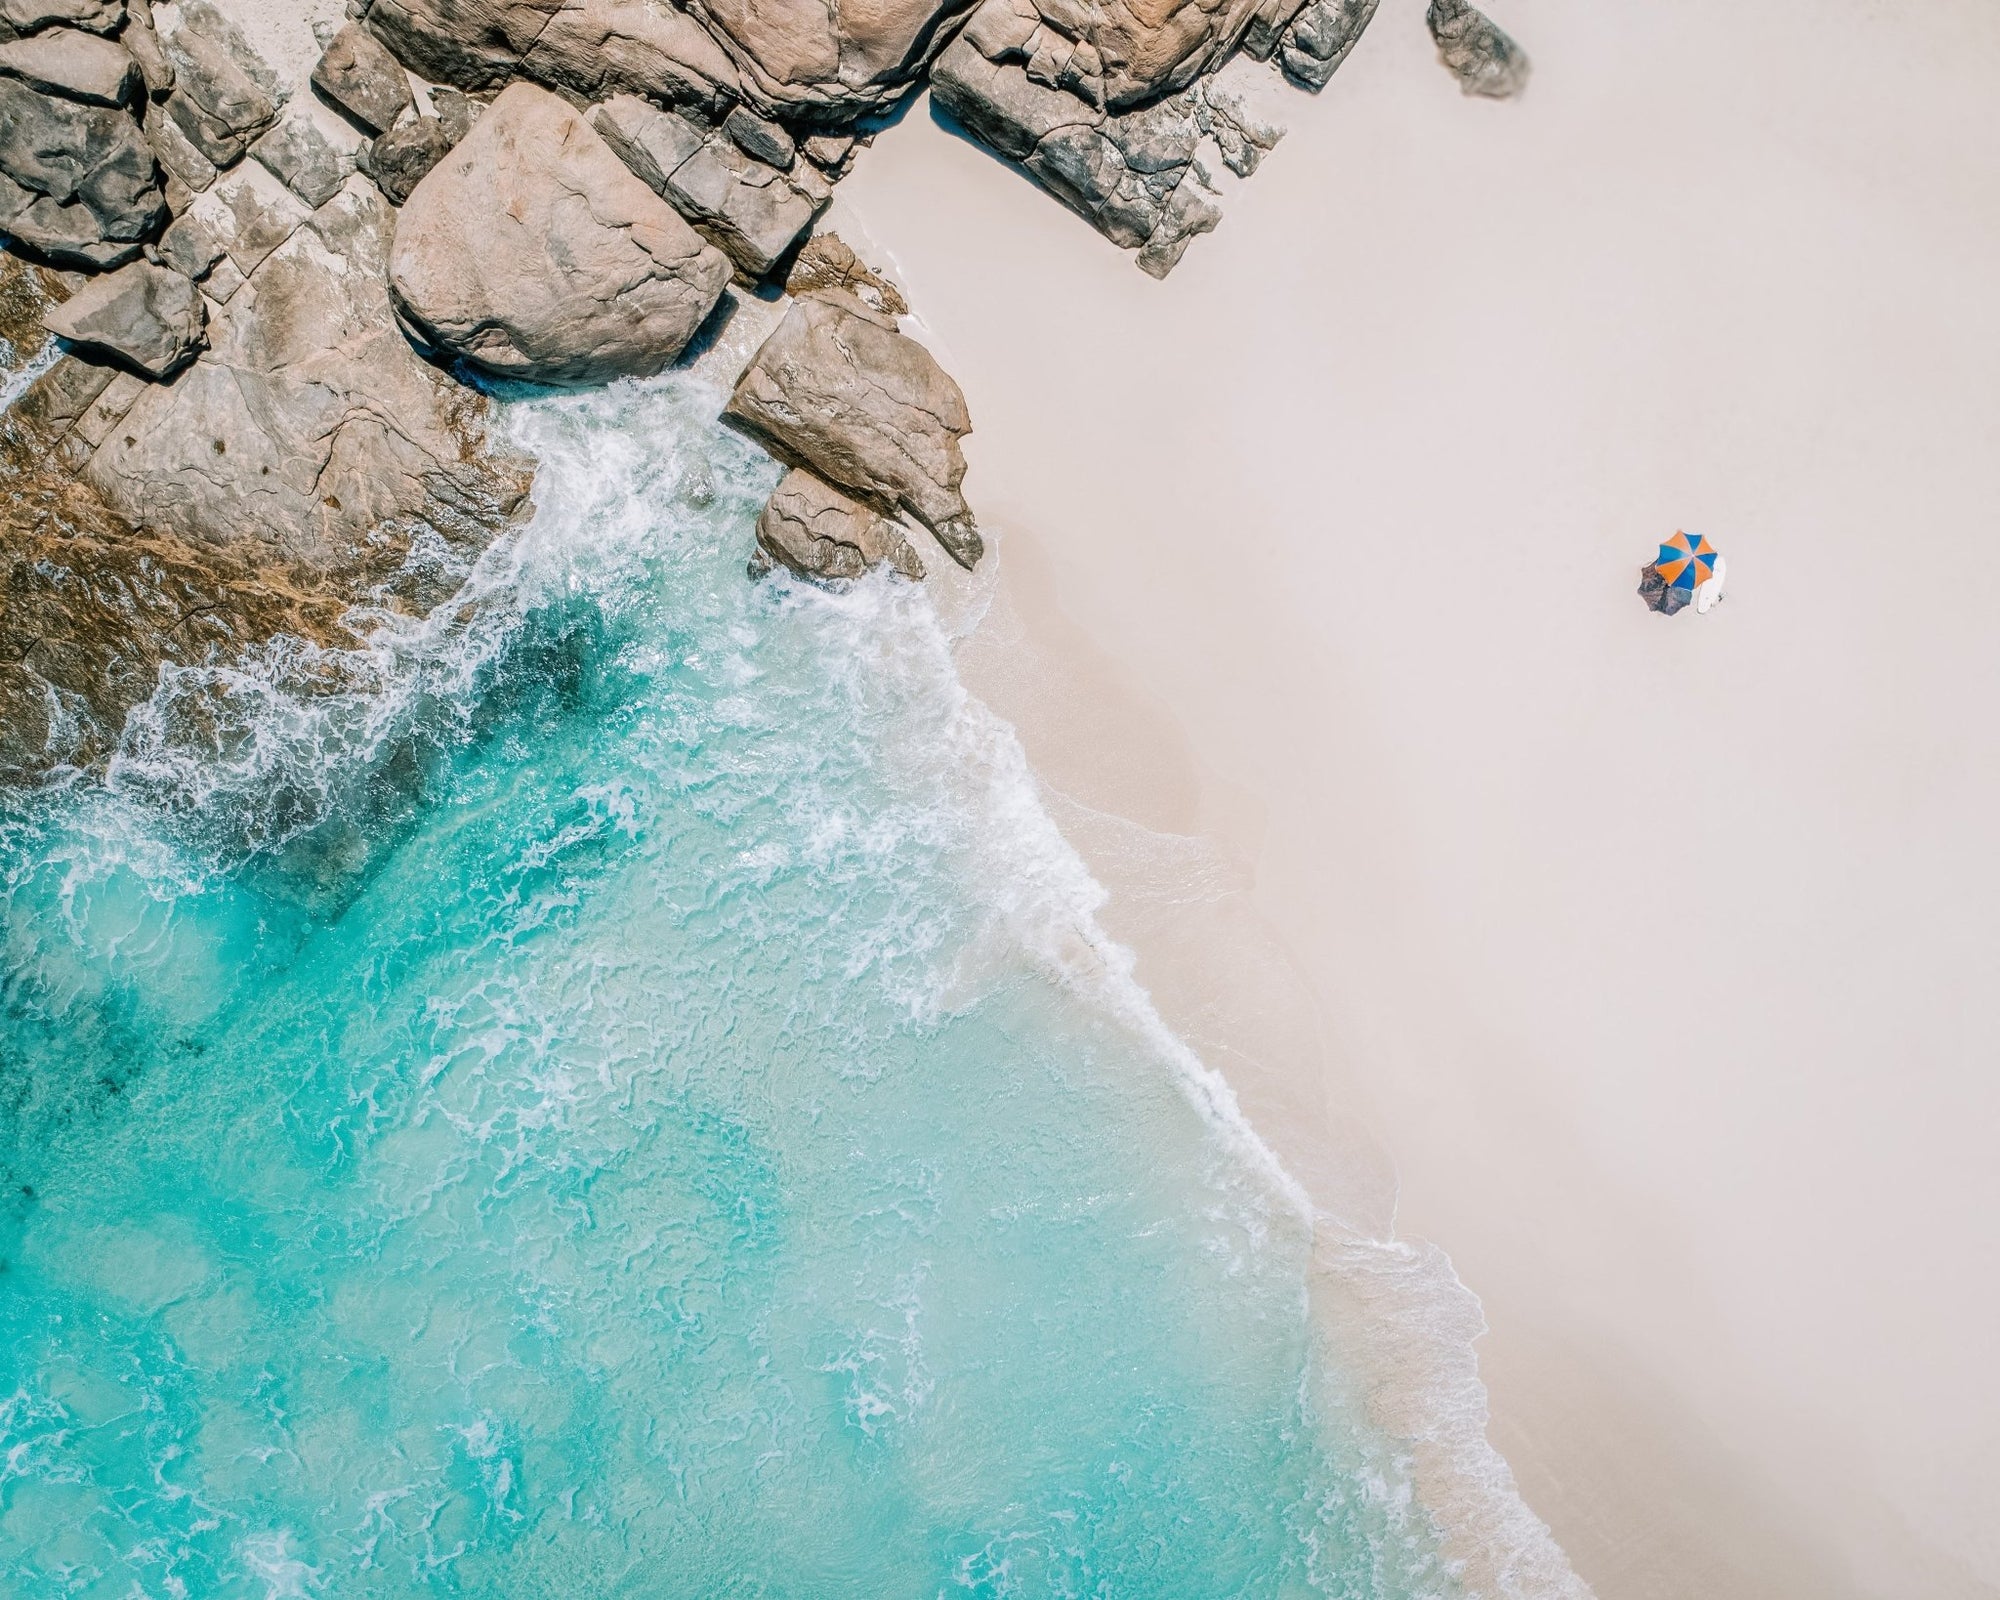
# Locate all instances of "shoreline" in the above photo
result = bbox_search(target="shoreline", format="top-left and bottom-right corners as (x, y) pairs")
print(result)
(840, 1), (2000, 1593)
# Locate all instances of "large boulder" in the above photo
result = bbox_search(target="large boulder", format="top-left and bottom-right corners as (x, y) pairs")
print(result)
(388, 81), (730, 385)
(41, 257), (203, 376)
(723, 290), (980, 567)
(310, 21), (412, 136)
(688, 0), (976, 119)
(81, 180), (534, 583)
(751, 467), (925, 584)
(0, 77), (163, 265)
(1426, 0), (1527, 98)
(957, 0), (1262, 112)
(0, 26), (138, 104)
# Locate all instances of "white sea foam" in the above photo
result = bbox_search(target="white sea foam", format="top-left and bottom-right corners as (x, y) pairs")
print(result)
(84, 368), (1585, 1597)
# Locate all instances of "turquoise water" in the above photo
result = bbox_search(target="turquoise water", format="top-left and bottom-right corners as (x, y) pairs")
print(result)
(0, 380), (1450, 1598)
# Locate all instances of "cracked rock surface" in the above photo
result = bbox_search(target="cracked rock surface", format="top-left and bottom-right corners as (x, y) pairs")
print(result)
(724, 289), (980, 568)
(388, 81), (731, 384)
(752, 466), (926, 584)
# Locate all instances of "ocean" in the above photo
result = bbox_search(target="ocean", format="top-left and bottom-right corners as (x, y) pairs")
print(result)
(0, 376), (1455, 1597)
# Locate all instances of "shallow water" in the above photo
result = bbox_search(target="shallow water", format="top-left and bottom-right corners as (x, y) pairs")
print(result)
(0, 378), (1451, 1598)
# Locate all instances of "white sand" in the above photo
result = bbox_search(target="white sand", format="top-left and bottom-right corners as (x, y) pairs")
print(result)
(840, 1), (2000, 1594)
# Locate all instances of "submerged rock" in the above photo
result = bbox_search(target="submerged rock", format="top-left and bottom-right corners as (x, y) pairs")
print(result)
(310, 21), (412, 136)
(40, 256), (203, 376)
(1426, 0), (1527, 98)
(724, 290), (980, 568)
(388, 81), (730, 384)
(752, 466), (925, 584)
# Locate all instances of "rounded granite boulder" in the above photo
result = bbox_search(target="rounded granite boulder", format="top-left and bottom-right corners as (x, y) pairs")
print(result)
(387, 80), (731, 387)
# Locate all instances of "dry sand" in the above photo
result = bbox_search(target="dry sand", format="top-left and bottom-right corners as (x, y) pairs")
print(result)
(838, 1), (2000, 1595)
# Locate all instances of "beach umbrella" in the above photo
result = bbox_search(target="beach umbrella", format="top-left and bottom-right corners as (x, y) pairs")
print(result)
(1653, 530), (1719, 594)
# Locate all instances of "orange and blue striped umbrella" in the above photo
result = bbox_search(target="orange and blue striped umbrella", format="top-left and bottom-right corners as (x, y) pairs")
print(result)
(1654, 530), (1718, 592)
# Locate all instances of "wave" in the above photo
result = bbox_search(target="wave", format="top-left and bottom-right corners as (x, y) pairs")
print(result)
(5, 368), (1587, 1598)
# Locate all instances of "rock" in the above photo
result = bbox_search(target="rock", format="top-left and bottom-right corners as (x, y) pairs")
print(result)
(1001, 0), (1259, 111)
(661, 133), (823, 280)
(783, 231), (906, 317)
(361, 0), (738, 119)
(388, 81), (729, 385)
(1426, 0), (1527, 98)
(359, 113), (450, 204)
(187, 162), (310, 276)
(0, 26), (137, 104)
(175, 0), (283, 104)
(310, 21), (411, 136)
(252, 112), (352, 208)
(929, 31), (1222, 276)
(689, 0), (975, 118)
(0, 0), (122, 38)
(752, 467), (925, 583)
(801, 132), (851, 170)
(1276, 0), (1375, 90)
(154, 207), (221, 278)
(162, 21), (278, 166)
(40, 257), (203, 376)
(723, 291), (979, 567)
(722, 104), (792, 169)
(430, 85), (479, 144)
(1195, 61), (1283, 176)
(81, 180), (534, 587)
(0, 78), (164, 265)
(591, 92), (822, 281)
(589, 91), (704, 193)
(142, 98), (214, 190)
(121, 0), (172, 99)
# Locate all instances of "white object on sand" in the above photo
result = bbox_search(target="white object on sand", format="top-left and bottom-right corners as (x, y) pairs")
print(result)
(1695, 553), (1728, 612)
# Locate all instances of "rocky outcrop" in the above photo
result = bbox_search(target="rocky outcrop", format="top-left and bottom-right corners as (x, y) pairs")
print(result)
(784, 230), (907, 317)
(931, 24), (1243, 278)
(591, 91), (827, 279)
(724, 290), (980, 568)
(160, 15), (277, 165)
(360, 0), (739, 120)
(751, 467), (925, 583)
(1426, 0), (1526, 98)
(689, 0), (975, 120)
(40, 256), (203, 376)
(0, 0), (124, 38)
(388, 81), (730, 384)
(81, 180), (532, 584)
(310, 21), (412, 135)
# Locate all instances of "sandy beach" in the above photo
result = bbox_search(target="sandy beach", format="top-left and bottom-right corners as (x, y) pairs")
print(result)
(840, 2), (2000, 1594)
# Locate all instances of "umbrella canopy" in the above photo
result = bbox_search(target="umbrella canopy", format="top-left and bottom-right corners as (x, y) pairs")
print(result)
(1654, 530), (1719, 592)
